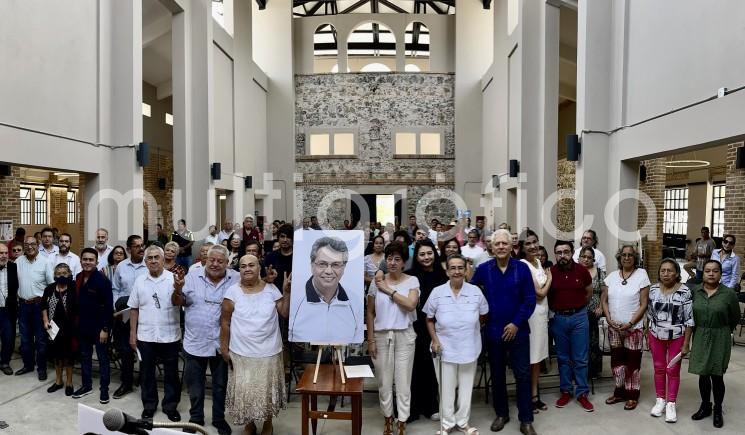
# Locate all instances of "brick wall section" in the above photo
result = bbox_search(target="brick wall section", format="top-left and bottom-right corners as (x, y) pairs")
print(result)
(556, 158), (576, 234)
(143, 152), (174, 233)
(0, 166), (21, 235)
(638, 158), (665, 281)
(724, 142), (745, 259)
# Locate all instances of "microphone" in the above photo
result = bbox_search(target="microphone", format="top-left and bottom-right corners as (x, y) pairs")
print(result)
(102, 408), (153, 434)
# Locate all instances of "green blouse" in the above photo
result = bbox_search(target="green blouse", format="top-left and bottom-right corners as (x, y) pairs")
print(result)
(688, 284), (741, 376)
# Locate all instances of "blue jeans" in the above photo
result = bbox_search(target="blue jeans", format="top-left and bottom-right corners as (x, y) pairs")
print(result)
(80, 333), (110, 392)
(0, 308), (16, 365)
(487, 335), (533, 424)
(550, 310), (590, 397)
(18, 302), (47, 374)
(138, 340), (182, 412)
(183, 351), (228, 426)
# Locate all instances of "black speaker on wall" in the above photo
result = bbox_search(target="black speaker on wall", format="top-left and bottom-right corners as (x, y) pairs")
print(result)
(211, 163), (221, 181)
(244, 176), (253, 189)
(0, 164), (10, 176)
(566, 134), (581, 162)
(509, 159), (520, 178)
(136, 142), (150, 167)
(639, 164), (647, 182)
(737, 146), (745, 169)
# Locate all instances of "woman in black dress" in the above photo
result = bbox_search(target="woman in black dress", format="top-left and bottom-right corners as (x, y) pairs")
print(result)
(406, 239), (448, 422)
(42, 263), (77, 396)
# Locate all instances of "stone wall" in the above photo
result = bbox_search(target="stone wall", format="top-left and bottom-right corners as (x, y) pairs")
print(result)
(0, 166), (21, 233)
(638, 158), (665, 281)
(294, 73), (456, 228)
(724, 142), (745, 259)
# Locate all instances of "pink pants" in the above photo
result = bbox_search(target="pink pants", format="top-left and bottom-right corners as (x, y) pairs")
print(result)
(647, 333), (684, 403)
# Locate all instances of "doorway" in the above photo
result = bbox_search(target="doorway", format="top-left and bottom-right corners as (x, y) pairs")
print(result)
(350, 194), (403, 229)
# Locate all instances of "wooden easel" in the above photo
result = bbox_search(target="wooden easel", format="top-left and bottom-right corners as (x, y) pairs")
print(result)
(311, 343), (346, 384)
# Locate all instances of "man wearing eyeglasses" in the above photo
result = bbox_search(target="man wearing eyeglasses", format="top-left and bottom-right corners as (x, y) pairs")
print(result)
(289, 236), (361, 343)
(128, 245), (182, 422)
(111, 235), (148, 399)
(712, 234), (740, 290)
(172, 244), (237, 435)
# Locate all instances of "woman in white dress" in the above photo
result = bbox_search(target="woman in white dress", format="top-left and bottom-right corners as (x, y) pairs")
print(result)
(520, 230), (552, 412)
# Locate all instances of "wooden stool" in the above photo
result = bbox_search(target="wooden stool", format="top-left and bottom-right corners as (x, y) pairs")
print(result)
(296, 364), (363, 435)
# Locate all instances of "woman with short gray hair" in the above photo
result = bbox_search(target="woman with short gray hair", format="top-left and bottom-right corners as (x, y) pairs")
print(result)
(42, 263), (77, 396)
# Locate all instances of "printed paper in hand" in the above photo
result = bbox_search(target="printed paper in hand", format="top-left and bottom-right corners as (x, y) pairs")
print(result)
(115, 307), (131, 323)
(47, 320), (59, 340)
(667, 352), (683, 369)
(344, 365), (374, 378)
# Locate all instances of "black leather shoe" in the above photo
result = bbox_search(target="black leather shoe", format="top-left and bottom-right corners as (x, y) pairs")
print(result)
(141, 409), (155, 420)
(165, 410), (181, 422)
(14, 366), (33, 376)
(713, 406), (723, 428)
(490, 416), (510, 432)
(212, 420), (232, 435)
(692, 402), (712, 420)
(38, 371), (47, 381)
(47, 383), (64, 393)
(0, 365), (13, 375)
(113, 384), (134, 399)
(520, 423), (538, 435)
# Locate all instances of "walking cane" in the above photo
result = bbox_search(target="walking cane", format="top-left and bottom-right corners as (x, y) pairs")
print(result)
(433, 348), (445, 435)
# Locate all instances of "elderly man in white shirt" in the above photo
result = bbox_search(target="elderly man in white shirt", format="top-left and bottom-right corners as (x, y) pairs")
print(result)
(128, 245), (182, 422)
(92, 228), (114, 270)
(188, 242), (213, 275)
(14, 236), (53, 379)
(47, 233), (81, 277)
(111, 235), (148, 399)
(289, 237), (361, 344)
(572, 230), (607, 271)
(172, 244), (237, 435)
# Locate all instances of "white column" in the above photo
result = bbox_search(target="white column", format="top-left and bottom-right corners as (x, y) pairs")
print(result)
(172, 0), (213, 235)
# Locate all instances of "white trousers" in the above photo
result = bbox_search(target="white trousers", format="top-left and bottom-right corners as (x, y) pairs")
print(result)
(435, 358), (477, 430)
(372, 327), (416, 421)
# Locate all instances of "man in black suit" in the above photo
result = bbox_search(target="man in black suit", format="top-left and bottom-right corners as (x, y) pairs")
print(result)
(0, 243), (19, 375)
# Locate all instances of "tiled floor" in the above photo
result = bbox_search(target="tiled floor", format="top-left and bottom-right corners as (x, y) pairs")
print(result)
(2, 341), (745, 434)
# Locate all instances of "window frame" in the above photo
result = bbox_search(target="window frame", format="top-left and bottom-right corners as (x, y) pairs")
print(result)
(66, 190), (77, 224)
(662, 186), (689, 236)
(305, 127), (359, 157)
(711, 183), (725, 238)
(392, 127), (445, 157)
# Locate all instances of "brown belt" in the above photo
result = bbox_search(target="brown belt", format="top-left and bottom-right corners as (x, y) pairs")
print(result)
(21, 297), (42, 304)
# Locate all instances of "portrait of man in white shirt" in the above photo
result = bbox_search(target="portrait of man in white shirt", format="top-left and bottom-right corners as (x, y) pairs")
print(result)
(289, 232), (364, 344)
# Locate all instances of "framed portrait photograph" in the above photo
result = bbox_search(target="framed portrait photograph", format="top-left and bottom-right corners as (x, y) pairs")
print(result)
(289, 229), (365, 344)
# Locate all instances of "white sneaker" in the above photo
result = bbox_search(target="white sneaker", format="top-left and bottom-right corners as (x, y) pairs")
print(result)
(430, 413), (440, 421)
(665, 402), (677, 423)
(651, 398), (666, 417)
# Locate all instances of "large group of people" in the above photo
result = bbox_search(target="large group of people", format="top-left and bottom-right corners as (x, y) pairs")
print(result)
(0, 218), (743, 435)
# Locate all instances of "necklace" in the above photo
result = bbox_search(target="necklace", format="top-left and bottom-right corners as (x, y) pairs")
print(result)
(620, 268), (634, 285)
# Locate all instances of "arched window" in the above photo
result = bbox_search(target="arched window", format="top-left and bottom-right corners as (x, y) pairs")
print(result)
(360, 62), (391, 72)
(405, 22), (430, 72)
(404, 64), (421, 72)
(314, 24), (338, 73)
(347, 22), (396, 72)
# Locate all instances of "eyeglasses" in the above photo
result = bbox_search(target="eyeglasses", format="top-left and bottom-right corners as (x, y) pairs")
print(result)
(723, 239), (735, 245)
(314, 261), (345, 271)
(620, 253), (635, 258)
(555, 250), (572, 257)
(579, 255), (595, 260)
(145, 255), (161, 262)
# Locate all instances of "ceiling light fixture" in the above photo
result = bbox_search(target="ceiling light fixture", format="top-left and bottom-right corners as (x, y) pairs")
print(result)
(53, 172), (79, 177)
(663, 160), (710, 169)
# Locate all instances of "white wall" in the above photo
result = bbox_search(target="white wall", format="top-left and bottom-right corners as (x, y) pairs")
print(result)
(212, 43), (235, 171)
(293, 13), (456, 74)
(456, 0), (493, 223)
(0, 0), (98, 143)
(253, 0), (294, 222)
